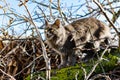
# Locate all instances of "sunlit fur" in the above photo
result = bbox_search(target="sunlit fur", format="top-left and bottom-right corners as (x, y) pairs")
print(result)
(45, 17), (111, 68)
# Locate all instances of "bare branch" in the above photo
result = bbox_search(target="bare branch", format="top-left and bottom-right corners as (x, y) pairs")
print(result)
(93, 0), (119, 34)
(20, 1), (51, 79)
(0, 69), (16, 80)
(90, 74), (111, 80)
(85, 46), (109, 80)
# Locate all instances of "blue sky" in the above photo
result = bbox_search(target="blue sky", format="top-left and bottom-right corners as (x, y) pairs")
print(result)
(0, 0), (89, 37)
(0, 0), (119, 41)
(4, 0), (89, 18)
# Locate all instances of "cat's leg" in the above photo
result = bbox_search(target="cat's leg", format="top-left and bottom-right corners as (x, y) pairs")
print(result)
(58, 53), (68, 69)
(67, 51), (76, 66)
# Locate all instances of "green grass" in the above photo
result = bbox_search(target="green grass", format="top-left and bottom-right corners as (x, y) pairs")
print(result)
(25, 48), (120, 80)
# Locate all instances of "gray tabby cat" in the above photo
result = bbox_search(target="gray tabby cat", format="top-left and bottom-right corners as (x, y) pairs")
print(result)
(45, 17), (111, 68)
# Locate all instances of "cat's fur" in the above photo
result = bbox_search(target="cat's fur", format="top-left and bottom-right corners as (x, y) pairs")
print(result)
(44, 17), (111, 68)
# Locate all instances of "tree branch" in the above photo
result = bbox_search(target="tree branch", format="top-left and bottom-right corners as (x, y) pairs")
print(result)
(20, 1), (51, 79)
(93, 0), (119, 35)
(0, 69), (16, 80)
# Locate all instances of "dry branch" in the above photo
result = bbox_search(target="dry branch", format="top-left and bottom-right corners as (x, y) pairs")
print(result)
(20, 1), (51, 79)
(90, 74), (111, 80)
(93, 0), (119, 34)
(0, 69), (16, 80)
(85, 46), (109, 80)
(111, 9), (120, 24)
(14, 55), (43, 77)
(93, 0), (120, 48)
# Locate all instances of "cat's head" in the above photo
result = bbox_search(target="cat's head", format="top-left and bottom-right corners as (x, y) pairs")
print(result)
(44, 19), (65, 40)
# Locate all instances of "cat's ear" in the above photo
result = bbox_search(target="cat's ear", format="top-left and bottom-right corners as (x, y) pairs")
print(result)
(54, 19), (61, 28)
(45, 19), (49, 27)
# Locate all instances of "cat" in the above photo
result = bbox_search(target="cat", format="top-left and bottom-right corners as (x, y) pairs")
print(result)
(44, 17), (111, 68)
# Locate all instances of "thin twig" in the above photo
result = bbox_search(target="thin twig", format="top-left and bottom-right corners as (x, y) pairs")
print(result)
(107, 0), (115, 14)
(0, 69), (16, 80)
(14, 55), (43, 77)
(93, 0), (119, 34)
(85, 46), (109, 80)
(90, 74), (111, 80)
(57, 0), (64, 22)
(30, 41), (36, 79)
(81, 66), (87, 79)
(20, 1), (51, 79)
(93, 0), (120, 49)
(49, 0), (54, 20)
(75, 71), (79, 80)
